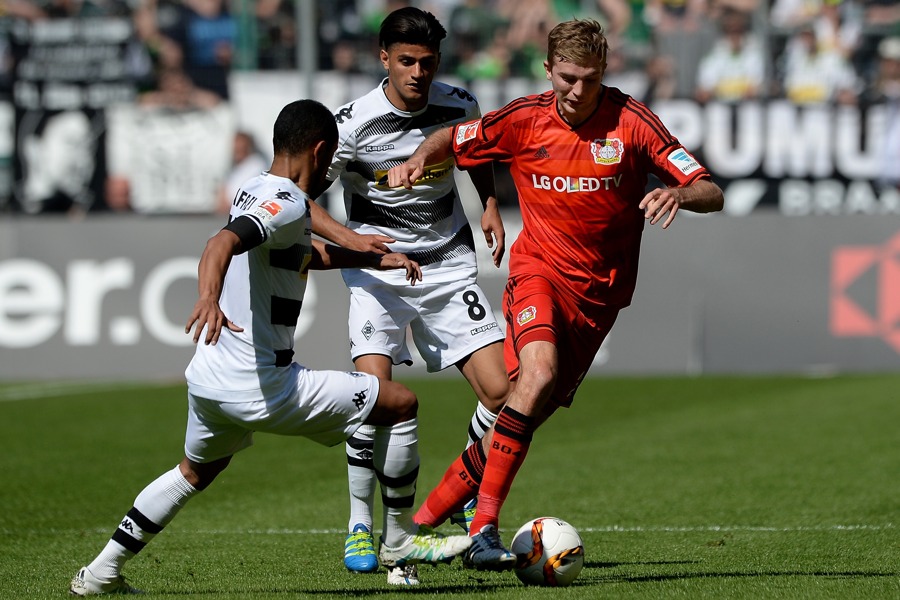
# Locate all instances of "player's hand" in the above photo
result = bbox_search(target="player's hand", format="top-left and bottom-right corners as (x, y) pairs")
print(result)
(345, 233), (395, 254)
(387, 161), (424, 189)
(376, 252), (423, 285)
(481, 201), (506, 267)
(185, 298), (243, 345)
(639, 188), (680, 229)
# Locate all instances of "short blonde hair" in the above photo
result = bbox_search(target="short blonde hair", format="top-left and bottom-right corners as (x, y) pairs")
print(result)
(546, 19), (608, 70)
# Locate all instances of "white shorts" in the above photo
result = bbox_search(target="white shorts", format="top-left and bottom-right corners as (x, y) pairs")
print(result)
(346, 275), (504, 372)
(184, 364), (379, 463)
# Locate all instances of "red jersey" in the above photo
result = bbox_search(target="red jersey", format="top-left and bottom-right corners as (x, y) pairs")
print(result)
(451, 87), (711, 314)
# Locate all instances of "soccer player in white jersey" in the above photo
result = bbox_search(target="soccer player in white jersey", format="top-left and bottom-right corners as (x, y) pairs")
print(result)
(68, 99), (471, 596)
(307, 7), (512, 584)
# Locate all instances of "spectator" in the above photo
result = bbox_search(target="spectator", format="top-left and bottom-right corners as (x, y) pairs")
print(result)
(865, 36), (900, 188)
(254, 0), (297, 70)
(216, 130), (268, 214)
(645, 0), (717, 97)
(162, 0), (237, 100)
(695, 9), (766, 102)
(778, 24), (860, 104)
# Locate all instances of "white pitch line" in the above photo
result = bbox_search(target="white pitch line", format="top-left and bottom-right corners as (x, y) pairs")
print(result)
(0, 381), (174, 402)
(4, 524), (893, 537)
(31, 523), (896, 535)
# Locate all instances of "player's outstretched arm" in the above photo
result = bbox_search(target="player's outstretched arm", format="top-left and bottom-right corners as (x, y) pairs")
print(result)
(309, 200), (395, 254)
(468, 162), (506, 267)
(308, 240), (422, 284)
(639, 179), (724, 229)
(387, 127), (454, 189)
(185, 229), (245, 345)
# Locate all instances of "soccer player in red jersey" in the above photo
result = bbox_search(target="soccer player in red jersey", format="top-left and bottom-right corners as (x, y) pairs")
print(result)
(388, 18), (724, 570)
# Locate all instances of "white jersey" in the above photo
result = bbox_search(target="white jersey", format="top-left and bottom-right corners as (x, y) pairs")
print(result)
(328, 79), (481, 285)
(185, 172), (312, 402)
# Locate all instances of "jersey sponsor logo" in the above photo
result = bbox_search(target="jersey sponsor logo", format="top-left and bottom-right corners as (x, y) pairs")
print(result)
(517, 305), (537, 326)
(257, 200), (283, 217)
(667, 148), (701, 175)
(470, 322), (499, 336)
(455, 122), (480, 145)
(590, 138), (624, 164)
(374, 157), (454, 188)
(365, 144), (395, 153)
(335, 103), (354, 124)
(531, 173), (623, 192)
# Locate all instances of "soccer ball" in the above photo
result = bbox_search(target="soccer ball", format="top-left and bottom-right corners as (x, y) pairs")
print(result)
(510, 516), (584, 587)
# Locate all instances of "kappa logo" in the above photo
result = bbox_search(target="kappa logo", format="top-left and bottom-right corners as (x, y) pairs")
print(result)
(448, 87), (475, 102)
(352, 390), (367, 410)
(455, 122), (480, 145)
(517, 305), (537, 326)
(667, 149), (701, 175)
(534, 146), (550, 159)
(590, 138), (624, 165)
(361, 321), (375, 340)
(335, 103), (354, 124)
(119, 518), (134, 534)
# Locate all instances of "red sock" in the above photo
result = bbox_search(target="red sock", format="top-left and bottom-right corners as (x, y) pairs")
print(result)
(470, 407), (534, 534)
(414, 442), (486, 527)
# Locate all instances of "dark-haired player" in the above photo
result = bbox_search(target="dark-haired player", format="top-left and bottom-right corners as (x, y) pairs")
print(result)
(69, 99), (470, 596)
(308, 7), (512, 585)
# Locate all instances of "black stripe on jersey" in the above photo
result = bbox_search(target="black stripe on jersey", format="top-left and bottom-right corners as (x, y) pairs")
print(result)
(483, 93), (553, 131)
(354, 105), (468, 139)
(345, 158), (406, 182)
(270, 244), (303, 271)
(607, 88), (672, 145)
(271, 296), (302, 326)
(274, 349), (293, 367)
(406, 224), (475, 266)
(349, 191), (456, 228)
(224, 214), (267, 252)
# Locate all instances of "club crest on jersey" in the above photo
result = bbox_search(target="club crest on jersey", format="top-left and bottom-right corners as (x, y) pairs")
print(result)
(590, 138), (624, 165)
(254, 200), (283, 220)
(517, 305), (537, 326)
(456, 122), (480, 145)
(667, 148), (701, 175)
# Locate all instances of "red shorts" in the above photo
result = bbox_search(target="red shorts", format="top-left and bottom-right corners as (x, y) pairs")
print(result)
(503, 273), (619, 407)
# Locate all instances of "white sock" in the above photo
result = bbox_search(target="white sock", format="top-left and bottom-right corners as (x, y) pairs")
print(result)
(87, 465), (198, 581)
(345, 423), (376, 533)
(467, 402), (499, 447)
(374, 418), (419, 548)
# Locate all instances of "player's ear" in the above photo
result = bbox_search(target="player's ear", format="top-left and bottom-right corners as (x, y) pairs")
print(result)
(380, 48), (389, 71)
(544, 60), (552, 81)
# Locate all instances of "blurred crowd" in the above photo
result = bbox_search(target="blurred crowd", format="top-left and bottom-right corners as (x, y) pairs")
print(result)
(0, 0), (898, 215)
(1, 0), (897, 106)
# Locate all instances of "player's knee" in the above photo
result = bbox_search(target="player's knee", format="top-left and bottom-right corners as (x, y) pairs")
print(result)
(523, 363), (557, 398)
(479, 377), (511, 412)
(379, 380), (418, 423)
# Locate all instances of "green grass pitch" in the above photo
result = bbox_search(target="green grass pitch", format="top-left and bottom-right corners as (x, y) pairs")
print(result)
(0, 374), (897, 599)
